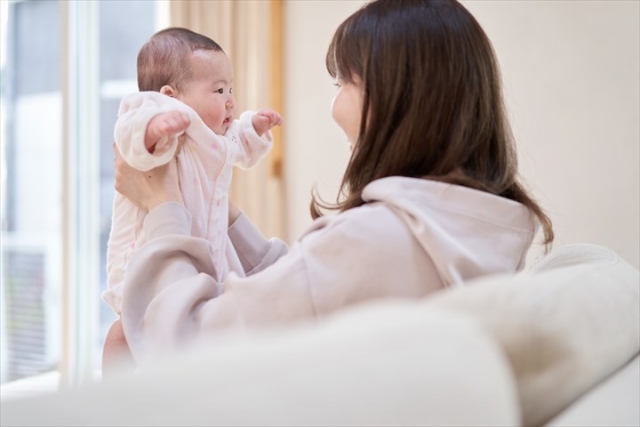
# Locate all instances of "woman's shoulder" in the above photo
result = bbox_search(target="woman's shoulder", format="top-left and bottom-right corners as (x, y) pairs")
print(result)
(298, 202), (411, 246)
(363, 176), (534, 233)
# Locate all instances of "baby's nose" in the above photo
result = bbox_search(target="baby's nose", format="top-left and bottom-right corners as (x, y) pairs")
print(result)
(226, 96), (235, 109)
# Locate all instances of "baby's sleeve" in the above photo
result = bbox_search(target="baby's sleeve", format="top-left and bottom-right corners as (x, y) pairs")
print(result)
(231, 111), (273, 169)
(115, 92), (189, 171)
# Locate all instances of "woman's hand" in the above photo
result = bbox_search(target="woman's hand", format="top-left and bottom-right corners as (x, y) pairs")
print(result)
(113, 142), (183, 212)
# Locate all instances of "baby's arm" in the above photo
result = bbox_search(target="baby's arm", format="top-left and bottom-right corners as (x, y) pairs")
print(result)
(115, 92), (193, 171)
(251, 109), (283, 137)
(231, 109), (282, 169)
(145, 111), (191, 154)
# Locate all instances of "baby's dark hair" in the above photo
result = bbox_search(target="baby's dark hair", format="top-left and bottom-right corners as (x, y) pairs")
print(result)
(137, 27), (223, 92)
(314, 0), (553, 249)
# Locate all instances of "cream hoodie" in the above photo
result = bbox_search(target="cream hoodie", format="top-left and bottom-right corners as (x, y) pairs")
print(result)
(121, 176), (538, 366)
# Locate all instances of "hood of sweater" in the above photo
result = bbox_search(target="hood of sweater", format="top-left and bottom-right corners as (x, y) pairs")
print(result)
(362, 176), (538, 288)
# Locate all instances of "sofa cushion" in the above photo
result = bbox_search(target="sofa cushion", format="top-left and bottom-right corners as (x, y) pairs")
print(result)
(424, 244), (640, 426)
(1, 305), (519, 426)
(548, 355), (640, 426)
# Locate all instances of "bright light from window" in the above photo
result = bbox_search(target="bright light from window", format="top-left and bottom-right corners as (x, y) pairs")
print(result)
(0, 0), (7, 68)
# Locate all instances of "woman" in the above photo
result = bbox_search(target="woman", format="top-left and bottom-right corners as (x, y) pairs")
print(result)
(111, 0), (553, 368)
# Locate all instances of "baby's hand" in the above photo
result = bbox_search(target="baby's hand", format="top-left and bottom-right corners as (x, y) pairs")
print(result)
(145, 111), (191, 154)
(252, 109), (283, 137)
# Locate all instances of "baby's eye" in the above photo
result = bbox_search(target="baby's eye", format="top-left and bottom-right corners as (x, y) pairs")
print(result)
(216, 88), (224, 94)
(229, 87), (233, 95)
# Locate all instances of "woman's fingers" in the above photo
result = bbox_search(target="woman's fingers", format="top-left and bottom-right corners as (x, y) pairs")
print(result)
(113, 143), (129, 196)
(112, 142), (183, 211)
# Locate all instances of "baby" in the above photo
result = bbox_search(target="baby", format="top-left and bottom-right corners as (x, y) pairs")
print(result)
(103, 28), (282, 362)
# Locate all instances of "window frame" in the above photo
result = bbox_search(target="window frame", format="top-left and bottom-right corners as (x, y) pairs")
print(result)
(60, 0), (101, 387)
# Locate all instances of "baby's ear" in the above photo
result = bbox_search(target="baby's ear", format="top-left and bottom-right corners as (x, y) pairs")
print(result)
(159, 85), (176, 97)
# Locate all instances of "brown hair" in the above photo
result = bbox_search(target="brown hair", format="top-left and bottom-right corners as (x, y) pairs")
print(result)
(137, 27), (223, 92)
(313, 0), (553, 249)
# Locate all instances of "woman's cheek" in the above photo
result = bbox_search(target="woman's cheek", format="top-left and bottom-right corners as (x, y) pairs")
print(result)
(331, 96), (347, 136)
(330, 95), (340, 125)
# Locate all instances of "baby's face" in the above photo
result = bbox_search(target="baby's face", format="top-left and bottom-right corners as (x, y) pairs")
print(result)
(177, 50), (235, 135)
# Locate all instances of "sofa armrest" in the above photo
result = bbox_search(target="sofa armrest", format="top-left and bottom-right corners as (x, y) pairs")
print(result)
(547, 355), (640, 427)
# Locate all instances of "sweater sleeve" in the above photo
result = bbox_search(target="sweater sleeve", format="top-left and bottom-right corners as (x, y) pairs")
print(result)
(120, 202), (312, 367)
(115, 92), (193, 171)
(230, 111), (273, 169)
(228, 213), (289, 275)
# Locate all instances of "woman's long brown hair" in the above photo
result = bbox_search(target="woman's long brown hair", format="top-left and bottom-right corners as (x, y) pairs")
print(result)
(311, 0), (553, 249)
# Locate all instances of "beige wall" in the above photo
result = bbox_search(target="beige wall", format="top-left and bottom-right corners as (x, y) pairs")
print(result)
(283, 0), (363, 241)
(284, 0), (640, 268)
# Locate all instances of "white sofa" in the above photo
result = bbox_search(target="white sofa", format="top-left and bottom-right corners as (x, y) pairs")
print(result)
(2, 244), (639, 426)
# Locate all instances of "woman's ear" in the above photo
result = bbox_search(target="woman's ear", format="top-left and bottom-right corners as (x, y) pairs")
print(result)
(159, 85), (176, 97)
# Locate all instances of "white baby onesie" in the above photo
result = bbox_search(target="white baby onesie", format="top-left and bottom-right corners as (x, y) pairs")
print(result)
(104, 91), (272, 315)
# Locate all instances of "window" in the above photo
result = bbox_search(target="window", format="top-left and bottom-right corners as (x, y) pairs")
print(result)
(0, 0), (63, 384)
(1, 0), (160, 387)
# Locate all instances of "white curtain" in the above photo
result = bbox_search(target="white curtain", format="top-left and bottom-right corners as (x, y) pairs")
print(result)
(169, 0), (287, 240)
